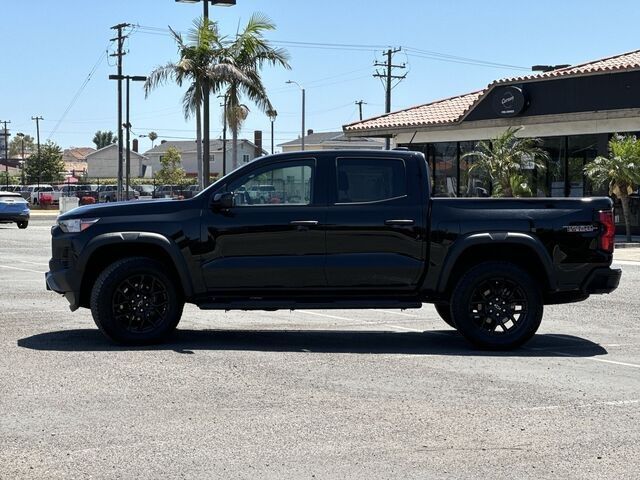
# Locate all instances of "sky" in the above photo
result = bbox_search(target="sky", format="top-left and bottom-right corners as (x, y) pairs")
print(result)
(1, 0), (639, 153)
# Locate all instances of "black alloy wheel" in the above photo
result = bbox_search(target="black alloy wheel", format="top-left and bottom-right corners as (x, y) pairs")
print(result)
(112, 273), (169, 334)
(468, 278), (528, 334)
(450, 261), (543, 350)
(90, 257), (184, 344)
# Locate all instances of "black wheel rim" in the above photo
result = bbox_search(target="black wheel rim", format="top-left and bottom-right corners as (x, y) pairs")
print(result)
(469, 277), (528, 334)
(112, 274), (169, 333)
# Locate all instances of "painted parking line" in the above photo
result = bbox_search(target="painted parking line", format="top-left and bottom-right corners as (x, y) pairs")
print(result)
(613, 260), (640, 266)
(526, 399), (640, 411)
(14, 259), (49, 267)
(374, 309), (419, 318)
(0, 264), (45, 274)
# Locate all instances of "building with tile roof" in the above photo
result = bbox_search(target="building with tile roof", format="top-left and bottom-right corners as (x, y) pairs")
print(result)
(344, 49), (640, 209)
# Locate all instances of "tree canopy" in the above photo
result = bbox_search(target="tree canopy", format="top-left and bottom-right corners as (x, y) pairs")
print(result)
(585, 134), (640, 241)
(462, 127), (549, 197)
(24, 141), (65, 183)
(9, 134), (35, 158)
(93, 131), (117, 150)
(155, 146), (186, 185)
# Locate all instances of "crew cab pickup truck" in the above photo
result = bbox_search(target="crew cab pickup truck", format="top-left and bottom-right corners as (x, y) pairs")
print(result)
(46, 149), (621, 349)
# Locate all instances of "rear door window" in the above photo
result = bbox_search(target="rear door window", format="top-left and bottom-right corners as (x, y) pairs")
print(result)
(336, 158), (407, 203)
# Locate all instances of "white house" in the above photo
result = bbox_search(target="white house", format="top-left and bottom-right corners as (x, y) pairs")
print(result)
(86, 144), (148, 178)
(278, 130), (385, 152)
(143, 138), (267, 178)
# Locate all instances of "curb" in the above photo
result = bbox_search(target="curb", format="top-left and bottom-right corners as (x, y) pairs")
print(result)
(615, 243), (640, 249)
(29, 210), (60, 217)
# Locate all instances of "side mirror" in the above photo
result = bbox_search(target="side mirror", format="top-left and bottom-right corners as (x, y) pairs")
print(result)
(212, 192), (234, 210)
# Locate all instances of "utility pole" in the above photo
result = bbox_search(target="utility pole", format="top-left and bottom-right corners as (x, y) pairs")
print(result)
(355, 100), (367, 121)
(31, 116), (43, 187)
(1, 120), (10, 188)
(110, 23), (129, 201)
(374, 47), (406, 149)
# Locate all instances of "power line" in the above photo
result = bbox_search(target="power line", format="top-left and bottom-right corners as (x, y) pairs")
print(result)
(133, 24), (530, 71)
(47, 45), (110, 141)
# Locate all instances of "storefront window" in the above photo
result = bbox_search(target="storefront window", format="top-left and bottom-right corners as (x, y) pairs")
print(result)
(432, 142), (457, 197)
(568, 135), (599, 196)
(542, 137), (566, 197)
(459, 141), (490, 197)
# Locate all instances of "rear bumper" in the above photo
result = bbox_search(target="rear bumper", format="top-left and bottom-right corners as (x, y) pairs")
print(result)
(582, 267), (622, 294)
(0, 212), (30, 223)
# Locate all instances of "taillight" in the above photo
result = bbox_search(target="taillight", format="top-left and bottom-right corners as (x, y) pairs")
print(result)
(598, 210), (615, 253)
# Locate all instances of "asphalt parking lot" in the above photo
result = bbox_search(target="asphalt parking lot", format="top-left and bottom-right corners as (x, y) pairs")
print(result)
(1, 217), (639, 479)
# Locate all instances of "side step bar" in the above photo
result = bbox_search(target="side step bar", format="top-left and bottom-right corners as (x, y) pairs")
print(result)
(197, 299), (422, 311)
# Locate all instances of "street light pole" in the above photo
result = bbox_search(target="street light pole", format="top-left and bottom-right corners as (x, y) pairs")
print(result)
(110, 74), (146, 201)
(175, 0), (236, 186)
(202, 0), (210, 186)
(222, 95), (228, 176)
(1, 120), (10, 188)
(286, 80), (305, 151)
(267, 109), (277, 154)
(16, 133), (25, 186)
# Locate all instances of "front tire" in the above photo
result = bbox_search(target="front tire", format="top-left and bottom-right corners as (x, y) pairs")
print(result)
(17, 221), (28, 229)
(450, 261), (543, 350)
(90, 257), (184, 345)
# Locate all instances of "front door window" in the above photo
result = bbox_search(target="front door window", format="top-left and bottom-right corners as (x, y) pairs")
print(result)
(228, 161), (313, 206)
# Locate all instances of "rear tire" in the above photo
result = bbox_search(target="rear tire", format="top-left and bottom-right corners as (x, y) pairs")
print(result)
(17, 221), (28, 229)
(90, 257), (184, 345)
(450, 261), (543, 350)
(434, 303), (455, 328)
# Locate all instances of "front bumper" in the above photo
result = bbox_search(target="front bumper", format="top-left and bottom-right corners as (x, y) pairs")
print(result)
(582, 267), (622, 294)
(45, 269), (80, 311)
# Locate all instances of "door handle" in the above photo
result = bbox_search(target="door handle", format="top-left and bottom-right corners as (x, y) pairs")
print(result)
(290, 220), (319, 226)
(385, 219), (415, 226)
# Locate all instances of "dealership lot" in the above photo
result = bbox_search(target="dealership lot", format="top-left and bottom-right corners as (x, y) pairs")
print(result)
(1, 217), (639, 479)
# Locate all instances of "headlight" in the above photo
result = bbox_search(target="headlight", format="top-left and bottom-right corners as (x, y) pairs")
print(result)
(58, 218), (100, 233)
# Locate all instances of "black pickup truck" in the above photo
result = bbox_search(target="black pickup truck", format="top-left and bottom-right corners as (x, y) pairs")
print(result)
(46, 149), (621, 349)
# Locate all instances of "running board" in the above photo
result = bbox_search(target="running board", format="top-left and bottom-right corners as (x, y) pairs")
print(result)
(197, 298), (422, 311)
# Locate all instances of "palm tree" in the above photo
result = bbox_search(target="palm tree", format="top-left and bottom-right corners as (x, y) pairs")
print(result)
(145, 18), (244, 187)
(93, 130), (117, 150)
(222, 13), (290, 170)
(461, 127), (549, 197)
(148, 131), (158, 147)
(585, 134), (640, 242)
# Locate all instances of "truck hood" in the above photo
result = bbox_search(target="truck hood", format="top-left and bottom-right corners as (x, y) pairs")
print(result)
(58, 198), (199, 220)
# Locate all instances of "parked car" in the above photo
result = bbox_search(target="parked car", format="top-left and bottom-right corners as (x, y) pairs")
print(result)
(247, 184), (277, 203)
(47, 149), (621, 348)
(23, 185), (61, 205)
(152, 185), (193, 199)
(97, 185), (139, 203)
(134, 184), (155, 198)
(0, 191), (30, 229)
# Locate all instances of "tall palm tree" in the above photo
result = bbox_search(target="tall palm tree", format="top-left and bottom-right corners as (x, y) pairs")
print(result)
(145, 18), (244, 186)
(222, 13), (290, 170)
(462, 127), (549, 197)
(585, 134), (640, 242)
(148, 131), (158, 147)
